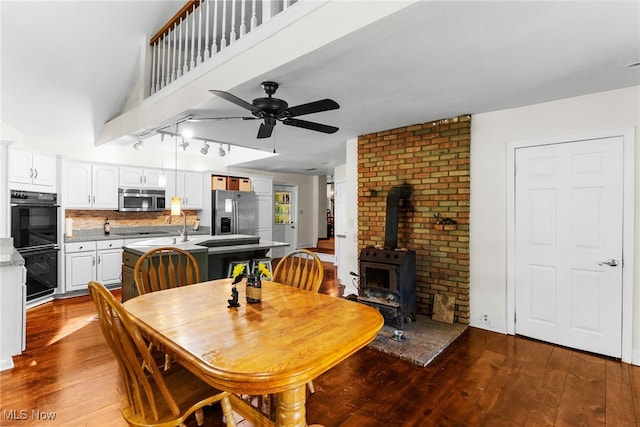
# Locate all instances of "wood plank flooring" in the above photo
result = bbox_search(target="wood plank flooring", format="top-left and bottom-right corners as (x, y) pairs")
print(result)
(1, 265), (638, 426)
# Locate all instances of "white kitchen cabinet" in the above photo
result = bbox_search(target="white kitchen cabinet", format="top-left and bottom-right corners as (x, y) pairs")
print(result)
(65, 241), (96, 292)
(0, 264), (26, 371)
(9, 148), (56, 189)
(65, 239), (123, 291)
(96, 240), (123, 284)
(165, 171), (203, 209)
(63, 161), (118, 209)
(119, 167), (163, 189)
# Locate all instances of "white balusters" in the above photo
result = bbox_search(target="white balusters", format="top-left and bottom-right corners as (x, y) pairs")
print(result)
(196, 2), (203, 65)
(171, 23), (177, 82)
(204, 0), (210, 60)
(162, 33), (168, 88)
(150, 43), (157, 94)
(177, 17), (183, 77)
(189, 3), (196, 70)
(183, 13), (190, 74)
(212, 0), (219, 56)
(230, 0), (237, 43)
(251, 0), (257, 31)
(149, 0), (298, 94)
(220, 0), (227, 50)
(240, 0), (247, 37)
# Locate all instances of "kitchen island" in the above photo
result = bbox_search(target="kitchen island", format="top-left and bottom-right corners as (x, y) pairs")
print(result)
(121, 234), (288, 301)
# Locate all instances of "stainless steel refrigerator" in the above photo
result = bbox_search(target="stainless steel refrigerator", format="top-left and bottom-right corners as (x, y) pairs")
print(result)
(211, 190), (257, 235)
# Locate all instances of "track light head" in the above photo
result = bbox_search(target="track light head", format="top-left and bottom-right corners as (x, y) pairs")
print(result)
(200, 141), (210, 155)
(218, 144), (226, 157)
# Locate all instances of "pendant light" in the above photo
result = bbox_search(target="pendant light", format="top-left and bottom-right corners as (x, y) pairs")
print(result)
(170, 124), (182, 215)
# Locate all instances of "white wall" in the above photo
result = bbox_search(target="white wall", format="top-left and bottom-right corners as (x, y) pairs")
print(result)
(470, 86), (640, 364)
(232, 168), (317, 248)
(337, 138), (360, 295)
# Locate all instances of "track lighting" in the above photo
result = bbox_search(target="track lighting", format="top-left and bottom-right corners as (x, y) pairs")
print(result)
(178, 138), (189, 151)
(132, 139), (143, 150)
(200, 141), (210, 155)
(218, 144), (226, 157)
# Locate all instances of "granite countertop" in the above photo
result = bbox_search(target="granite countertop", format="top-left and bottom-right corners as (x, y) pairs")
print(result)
(64, 226), (211, 243)
(0, 238), (24, 268)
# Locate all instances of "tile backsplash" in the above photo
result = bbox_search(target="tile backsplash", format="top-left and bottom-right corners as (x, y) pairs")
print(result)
(65, 210), (199, 230)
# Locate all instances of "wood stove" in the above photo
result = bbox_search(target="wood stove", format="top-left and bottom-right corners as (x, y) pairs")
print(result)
(357, 185), (416, 328)
(357, 247), (416, 328)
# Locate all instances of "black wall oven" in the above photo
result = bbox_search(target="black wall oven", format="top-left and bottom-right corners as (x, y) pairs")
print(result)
(10, 190), (59, 301)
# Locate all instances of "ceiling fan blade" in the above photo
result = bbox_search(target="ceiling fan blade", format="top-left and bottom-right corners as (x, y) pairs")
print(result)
(257, 122), (275, 139)
(285, 99), (339, 117)
(282, 118), (339, 134)
(188, 116), (258, 122)
(209, 89), (259, 113)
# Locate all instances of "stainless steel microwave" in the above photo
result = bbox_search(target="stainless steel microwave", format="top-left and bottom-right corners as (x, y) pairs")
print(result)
(118, 188), (166, 212)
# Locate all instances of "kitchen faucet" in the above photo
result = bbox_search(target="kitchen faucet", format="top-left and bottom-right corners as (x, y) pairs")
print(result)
(177, 212), (188, 242)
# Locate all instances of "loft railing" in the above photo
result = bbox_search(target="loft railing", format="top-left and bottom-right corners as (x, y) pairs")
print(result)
(149, 0), (298, 95)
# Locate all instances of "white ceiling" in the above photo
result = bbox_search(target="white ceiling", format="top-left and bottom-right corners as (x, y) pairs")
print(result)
(2, 1), (639, 176)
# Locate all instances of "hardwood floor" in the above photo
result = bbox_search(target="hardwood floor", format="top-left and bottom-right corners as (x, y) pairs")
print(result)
(2, 267), (639, 426)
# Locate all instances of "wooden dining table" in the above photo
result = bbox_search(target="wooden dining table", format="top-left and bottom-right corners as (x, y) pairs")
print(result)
(123, 278), (384, 427)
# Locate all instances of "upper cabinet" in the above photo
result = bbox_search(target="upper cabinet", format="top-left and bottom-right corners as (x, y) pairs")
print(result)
(165, 171), (203, 210)
(119, 167), (163, 189)
(9, 148), (56, 190)
(63, 161), (118, 209)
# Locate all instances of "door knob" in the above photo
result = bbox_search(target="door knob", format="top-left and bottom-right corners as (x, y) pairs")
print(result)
(599, 259), (619, 267)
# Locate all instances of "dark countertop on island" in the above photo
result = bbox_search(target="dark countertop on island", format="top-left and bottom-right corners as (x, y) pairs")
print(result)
(122, 234), (288, 256)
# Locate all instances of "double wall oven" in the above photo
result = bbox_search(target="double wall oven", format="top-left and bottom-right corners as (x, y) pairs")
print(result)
(10, 190), (59, 301)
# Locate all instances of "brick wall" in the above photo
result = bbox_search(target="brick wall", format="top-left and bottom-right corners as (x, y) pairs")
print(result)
(358, 115), (470, 323)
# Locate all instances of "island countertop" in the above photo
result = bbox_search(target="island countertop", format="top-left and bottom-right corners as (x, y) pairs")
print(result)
(122, 234), (288, 256)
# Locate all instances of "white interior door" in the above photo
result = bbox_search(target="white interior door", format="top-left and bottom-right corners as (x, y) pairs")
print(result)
(514, 137), (623, 358)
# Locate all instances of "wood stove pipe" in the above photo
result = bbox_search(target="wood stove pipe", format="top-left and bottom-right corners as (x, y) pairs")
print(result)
(384, 185), (411, 250)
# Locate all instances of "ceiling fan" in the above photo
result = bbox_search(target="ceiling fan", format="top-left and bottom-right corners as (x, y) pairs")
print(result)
(191, 81), (340, 139)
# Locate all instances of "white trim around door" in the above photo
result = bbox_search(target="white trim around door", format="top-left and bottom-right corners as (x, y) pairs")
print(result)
(506, 127), (635, 364)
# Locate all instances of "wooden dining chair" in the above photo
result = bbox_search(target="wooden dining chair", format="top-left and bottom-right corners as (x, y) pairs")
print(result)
(273, 249), (324, 294)
(273, 248), (324, 394)
(134, 246), (200, 296)
(134, 247), (201, 371)
(88, 281), (236, 427)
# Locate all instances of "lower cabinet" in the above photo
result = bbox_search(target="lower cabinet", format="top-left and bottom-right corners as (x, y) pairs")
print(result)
(121, 250), (140, 302)
(65, 240), (123, 292)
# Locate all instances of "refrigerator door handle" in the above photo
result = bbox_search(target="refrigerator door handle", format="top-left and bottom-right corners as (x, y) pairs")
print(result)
(233, 199), (238, 233)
